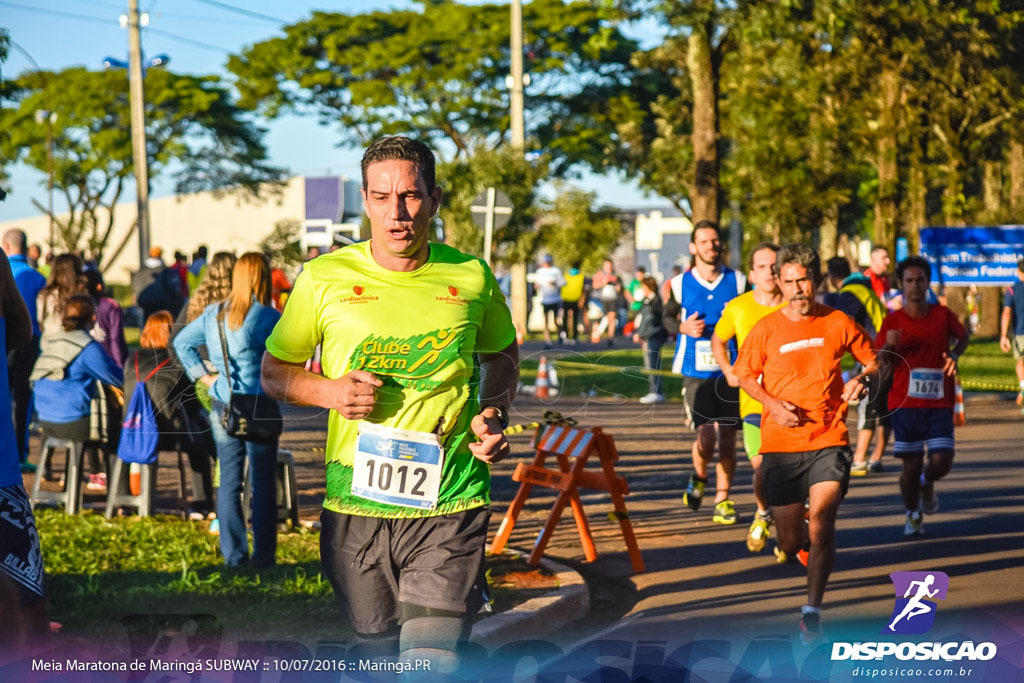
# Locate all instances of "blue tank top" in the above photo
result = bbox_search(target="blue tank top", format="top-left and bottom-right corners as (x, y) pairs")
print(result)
(0, 318), (22, 487)
(670, 267), (746, 378)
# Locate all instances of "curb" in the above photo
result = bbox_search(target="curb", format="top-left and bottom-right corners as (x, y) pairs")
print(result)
(471, 551), (590, 649)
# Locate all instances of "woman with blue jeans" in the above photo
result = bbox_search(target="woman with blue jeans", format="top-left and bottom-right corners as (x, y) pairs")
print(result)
(175, 253), (281, 568)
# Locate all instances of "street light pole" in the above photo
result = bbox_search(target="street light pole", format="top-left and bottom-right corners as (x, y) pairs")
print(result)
(127, 0), (151, 264)
(508, 0), (528, 338)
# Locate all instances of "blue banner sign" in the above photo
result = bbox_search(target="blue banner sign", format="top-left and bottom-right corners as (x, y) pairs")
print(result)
(918, 226), (1024, 285)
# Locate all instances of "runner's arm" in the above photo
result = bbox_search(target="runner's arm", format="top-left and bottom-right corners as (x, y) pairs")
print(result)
(711, 333), (737, 386)
(999, 304), (1012, 353)
(261, 353), (382, 420)
(470, 340), (519, 463)
(662, 289), (681, 334)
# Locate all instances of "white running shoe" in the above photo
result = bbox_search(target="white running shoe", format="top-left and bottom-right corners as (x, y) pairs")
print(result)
(639, 392), (665, 405)
(904, 510), (924, 537)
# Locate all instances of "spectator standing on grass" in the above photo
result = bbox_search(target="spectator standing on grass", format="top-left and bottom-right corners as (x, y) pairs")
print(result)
(560, 261), (585, 345)
(535, 254), (565, 349)
(174, 253), (281, 569)
(1000, 258), (1024, 410)
(84, 268), (128, 368)
(593, 258), (624, 346)
(627, 266), (647, 318)
(2, 229), (47, 473)
(0, 249), (49, 655)
(632, 276), (667, 404)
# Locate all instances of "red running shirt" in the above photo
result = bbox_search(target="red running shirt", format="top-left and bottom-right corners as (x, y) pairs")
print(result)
(878, 305), (966, 411)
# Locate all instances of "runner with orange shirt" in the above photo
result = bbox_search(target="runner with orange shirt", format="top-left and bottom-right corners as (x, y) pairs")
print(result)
(733, 244), (878, 644)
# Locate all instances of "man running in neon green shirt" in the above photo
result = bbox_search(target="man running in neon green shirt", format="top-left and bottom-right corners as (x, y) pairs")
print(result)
(262, 137), (519, 672)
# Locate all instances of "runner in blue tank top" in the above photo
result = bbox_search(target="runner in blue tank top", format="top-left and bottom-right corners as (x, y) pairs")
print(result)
(662, 221), (747, 524)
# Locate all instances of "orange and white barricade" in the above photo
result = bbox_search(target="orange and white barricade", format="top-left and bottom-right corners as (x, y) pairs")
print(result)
(490, 424), (645, 573)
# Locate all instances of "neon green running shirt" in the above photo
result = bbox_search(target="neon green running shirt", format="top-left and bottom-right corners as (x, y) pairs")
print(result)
(265, 241), (516, 518)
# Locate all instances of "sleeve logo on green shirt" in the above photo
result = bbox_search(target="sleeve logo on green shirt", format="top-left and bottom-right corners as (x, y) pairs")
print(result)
(350, 328), (465, 381)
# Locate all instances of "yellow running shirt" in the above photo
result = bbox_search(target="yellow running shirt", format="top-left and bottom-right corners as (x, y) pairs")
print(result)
(713, 290), (785, 419)
(265, 241), (516, 518)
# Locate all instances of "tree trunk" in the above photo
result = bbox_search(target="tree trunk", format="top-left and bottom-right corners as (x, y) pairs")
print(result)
(874, 67), (900, 253)
(687, 21), (718, 226)
(1009, 139), (1024, 216)
(818, 205), (839, 260)
(982, 160), (1002, 217)
(904, 122), (928, 254)
(943, 153), (966, 226)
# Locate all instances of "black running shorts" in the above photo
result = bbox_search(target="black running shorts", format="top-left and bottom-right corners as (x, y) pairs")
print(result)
(0, 485), (46, 604)
(684, 375), (740, 428)
(761, 447), (852, 507)
(319, 507), (489, 635)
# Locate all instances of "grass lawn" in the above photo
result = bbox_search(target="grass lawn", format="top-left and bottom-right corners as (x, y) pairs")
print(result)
(36, 511), (548, 647)
(519, 338), (1018, 400)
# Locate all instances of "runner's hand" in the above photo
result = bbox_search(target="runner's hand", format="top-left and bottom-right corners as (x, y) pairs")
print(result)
(841, 376), (868, 402)
(942, 352), (958, 377)
(999, 335), (1011, 353)
(469, 410), (510, 464)
(334, 370), (382, 420)
(723, 367), (740, 388)
(680, 311), (705, 338)
(766, 397), (800, 427)
(885, 329), (901, 348)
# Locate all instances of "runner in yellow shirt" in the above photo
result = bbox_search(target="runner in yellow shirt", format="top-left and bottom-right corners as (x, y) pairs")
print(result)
(261, 137), (519, 672)
(711, 243), (784, 553)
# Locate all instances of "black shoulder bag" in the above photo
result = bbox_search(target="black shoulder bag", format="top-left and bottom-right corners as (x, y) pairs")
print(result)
(216, 304), (283, 443)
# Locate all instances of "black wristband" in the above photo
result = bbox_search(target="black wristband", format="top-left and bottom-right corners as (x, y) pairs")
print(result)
(481, 404), (509, 430)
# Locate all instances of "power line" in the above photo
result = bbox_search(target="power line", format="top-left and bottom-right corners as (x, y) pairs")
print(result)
(0, 1), (116, 26)
(145, 27), (226, 52)
(187, 0), (285, 24)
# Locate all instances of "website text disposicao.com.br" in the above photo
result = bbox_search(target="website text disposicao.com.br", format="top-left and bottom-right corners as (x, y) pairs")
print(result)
(852, 665), (978, 678)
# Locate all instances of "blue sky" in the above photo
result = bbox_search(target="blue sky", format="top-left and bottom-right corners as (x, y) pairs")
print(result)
(0, 0), (658, 222)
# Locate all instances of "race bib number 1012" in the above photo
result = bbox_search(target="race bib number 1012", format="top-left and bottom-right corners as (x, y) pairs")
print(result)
(352, 423), (444, 510)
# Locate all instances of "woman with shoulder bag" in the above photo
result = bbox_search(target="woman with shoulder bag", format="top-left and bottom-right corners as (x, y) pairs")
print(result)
(174, 253), (281, 568)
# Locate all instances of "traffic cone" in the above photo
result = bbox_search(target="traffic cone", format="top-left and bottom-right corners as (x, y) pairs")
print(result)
(129, 462), (142, 496)
(536, 356), (550, 399)
(953, 375), (966, 426)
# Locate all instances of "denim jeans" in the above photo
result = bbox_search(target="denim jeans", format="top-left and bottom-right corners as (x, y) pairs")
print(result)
(210, 402), (278, 567)
(642, 340), (664, 395)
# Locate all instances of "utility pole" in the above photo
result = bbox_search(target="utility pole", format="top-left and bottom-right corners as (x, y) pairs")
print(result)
(127, 0), (151, 265)
(508, 0), (528, 338)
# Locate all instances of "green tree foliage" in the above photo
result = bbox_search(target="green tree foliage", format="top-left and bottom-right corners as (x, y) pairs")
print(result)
(0, 67), (283, 264)
(438, 146), (548, 265)
(539, 185), (623, 273)
(258, 218), (305, 274)
(226, 0), (638, 167)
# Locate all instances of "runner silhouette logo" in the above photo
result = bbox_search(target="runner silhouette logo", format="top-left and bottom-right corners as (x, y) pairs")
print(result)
(884, 571), (949, 635)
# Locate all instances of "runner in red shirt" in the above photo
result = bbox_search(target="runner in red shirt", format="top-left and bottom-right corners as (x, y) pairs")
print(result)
(877, 256), (969, 537)
(734, 244), (877, 644)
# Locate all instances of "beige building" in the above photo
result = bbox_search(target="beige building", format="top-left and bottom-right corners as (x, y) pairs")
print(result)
(0, 175), (360, 284)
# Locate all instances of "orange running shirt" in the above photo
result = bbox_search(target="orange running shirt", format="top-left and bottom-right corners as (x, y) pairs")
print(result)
(733, 306), (876, 454)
